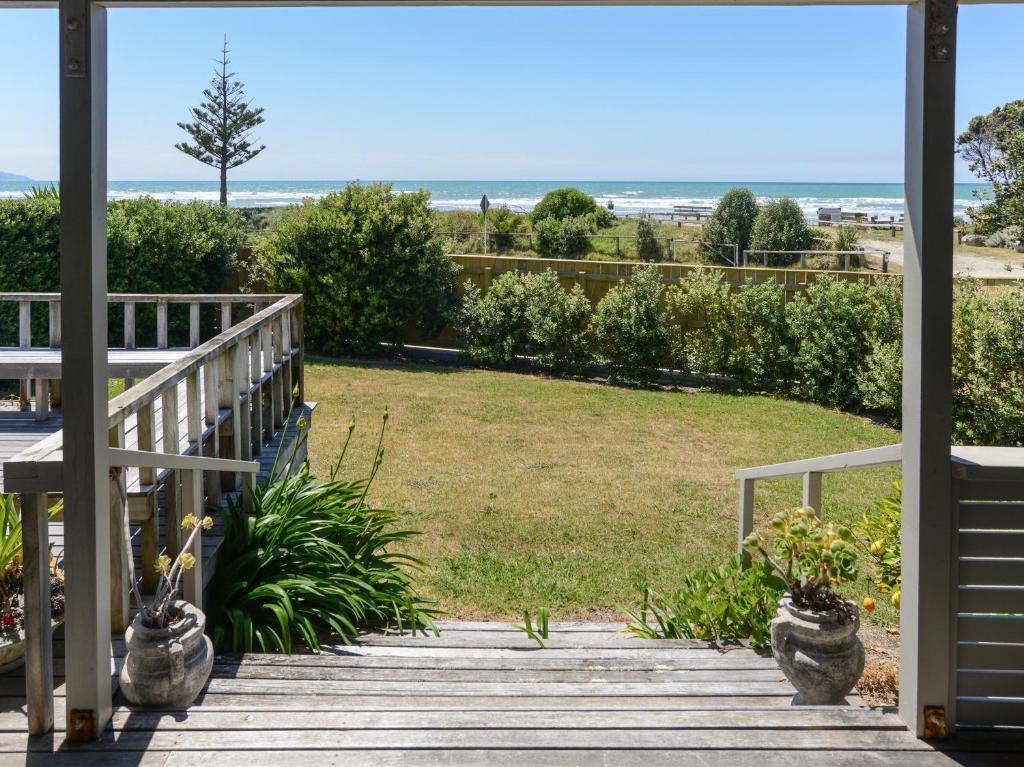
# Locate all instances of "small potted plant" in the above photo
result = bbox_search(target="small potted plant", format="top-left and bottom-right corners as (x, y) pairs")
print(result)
(119, 512), (215, 708)
(743, 507), (864, 705)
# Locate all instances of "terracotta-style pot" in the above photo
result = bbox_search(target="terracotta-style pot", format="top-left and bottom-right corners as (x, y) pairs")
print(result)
(119, 600), (213, 708)
(771, 595), (865, 705)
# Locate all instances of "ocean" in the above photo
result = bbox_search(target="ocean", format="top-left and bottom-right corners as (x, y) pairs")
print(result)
(0, 179), (988, 220)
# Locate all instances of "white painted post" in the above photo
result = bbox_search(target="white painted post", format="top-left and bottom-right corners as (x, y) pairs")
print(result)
(802, 471), (823, 516)
(189, 302), (200, 348)
(22, 492), (53, 735)
(19, 300), (31, 410)
(181, 468), (204, 611)
(59, 0), (112, 741)
(901, 0), (957, 739)
(157, 299), (168, 349)
(737, 478), (755, 558)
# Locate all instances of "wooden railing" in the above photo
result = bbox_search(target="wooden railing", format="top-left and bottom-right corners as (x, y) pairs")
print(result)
(3, 293), (306, 735)
(736, 443), (1024, 733)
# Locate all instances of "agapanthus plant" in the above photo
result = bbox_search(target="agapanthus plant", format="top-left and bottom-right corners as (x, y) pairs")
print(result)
(743, 507), (859, 620)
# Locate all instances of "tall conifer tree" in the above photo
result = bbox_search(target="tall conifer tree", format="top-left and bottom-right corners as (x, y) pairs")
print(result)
(176, 37), (266, 206)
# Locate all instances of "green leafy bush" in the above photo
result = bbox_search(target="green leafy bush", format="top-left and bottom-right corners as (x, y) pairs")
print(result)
(209, 416), (436, 653)
(700, 188), (759, 263)
(590, 264), (675, 386)
(857, 276), (903, 422)
(750, 198), (811, 266)
(459, 269), (592, 373)
(533, 215), (593, 258)
(256, 183), (460, 356)
(951, 281), (1024, 444)
(624, 556), (785, 648)
(0, 197), (243, 344)
(459, 271), (534, 366)
(531, 187), (612, 227)
(731, 279), (792, 391)
(859, 482), (902, 610)
(635, 214), (662, 262)
(523, 272), (593, 374)
(666, 270), (734, 378)
(785, 276), (874, 409)
(488, 206), (530, 251)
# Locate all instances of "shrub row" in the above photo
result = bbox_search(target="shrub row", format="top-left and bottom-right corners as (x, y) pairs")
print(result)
(458, 265), (1024, 446)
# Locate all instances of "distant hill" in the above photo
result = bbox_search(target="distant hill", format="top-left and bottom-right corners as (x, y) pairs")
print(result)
(0, 171), (31, 181)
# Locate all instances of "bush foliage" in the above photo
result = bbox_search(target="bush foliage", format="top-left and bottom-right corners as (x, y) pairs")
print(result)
(460, 269), (592, 373)
(531, 187), (614, 227)
(700, 187), (759, 264)
(256, 183), (460, 356)
(750, 198), (811, 266)
(533, 215), (593, 258)
(590, 265), (676, 386)
(0, 197), (244, 344)
(625, 556), (785, 648)
(635, 214), (662, 262)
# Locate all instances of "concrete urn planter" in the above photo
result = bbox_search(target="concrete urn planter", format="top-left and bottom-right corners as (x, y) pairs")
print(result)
(119, 600), (214, 708)
(771, 595), (864, 705)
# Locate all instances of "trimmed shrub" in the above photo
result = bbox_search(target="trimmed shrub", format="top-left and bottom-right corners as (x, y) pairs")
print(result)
(534, 215), (592, 258)
(0, 197), (243, 345)
(523, 272), (593, 374)
(700, 188), (758, 264)
(256, 183), (460, 356)
(785, 276), (874, 409)
(531, 187), (615, 228)
(666, 270), (733, 378)
(731, 279), (792, 391)
(951, 281), (1024, 445)
(459, 271), (533, 366)
(750, 198), (811, 266)
(590, 265), (675, 386)
(635, 214), (662, 262)
(460, 270), (592, 373)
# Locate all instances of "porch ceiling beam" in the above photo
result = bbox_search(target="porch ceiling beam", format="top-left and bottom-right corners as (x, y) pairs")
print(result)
(900, 0), (956, 739)
(59, 0), (113, 742)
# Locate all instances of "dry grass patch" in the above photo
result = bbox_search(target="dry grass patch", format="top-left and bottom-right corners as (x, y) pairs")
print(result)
(305, 359), (900, 621)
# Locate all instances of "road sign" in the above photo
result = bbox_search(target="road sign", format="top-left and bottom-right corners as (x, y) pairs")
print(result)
(480, 195), (490, 213)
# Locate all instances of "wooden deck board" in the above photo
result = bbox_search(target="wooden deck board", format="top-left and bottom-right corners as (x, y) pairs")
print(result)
(0, 623), (1016, 764)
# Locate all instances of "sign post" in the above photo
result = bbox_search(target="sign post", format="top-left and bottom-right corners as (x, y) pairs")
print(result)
(480, 194), (490, 254)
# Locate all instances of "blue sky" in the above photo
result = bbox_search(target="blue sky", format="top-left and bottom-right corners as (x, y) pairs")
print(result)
(1, 4), (1022, 183)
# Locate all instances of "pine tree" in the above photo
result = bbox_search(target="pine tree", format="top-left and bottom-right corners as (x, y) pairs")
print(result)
(175, 36), (266, 206)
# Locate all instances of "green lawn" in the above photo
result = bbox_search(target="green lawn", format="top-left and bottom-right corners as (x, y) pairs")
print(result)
(304, 359), (901, 627)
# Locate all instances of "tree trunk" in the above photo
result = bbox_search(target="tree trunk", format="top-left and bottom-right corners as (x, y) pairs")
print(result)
(219, 162), (228, 207)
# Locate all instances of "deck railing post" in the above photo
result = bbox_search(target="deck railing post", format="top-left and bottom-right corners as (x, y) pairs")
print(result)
(189, 301), (200, 348)
(180, 468), (203, 611)
(204, 357), (221, 506)
(157, 299), (168, 349)
(802, 471), (823, 516)
(901, 0), (957, 737)
(59, 1), (113, 738)
(162, 388), (182, 562)
(221, 301), (232, 334)
(238, 338), (253, 462)
(22, 491), (54, 735)
(737, 478), (755, 561)
(48, 300), (62, 408)
(107, 448), (129, 634)
(19, 300), (31, 410)
(250, 329), (264, 455)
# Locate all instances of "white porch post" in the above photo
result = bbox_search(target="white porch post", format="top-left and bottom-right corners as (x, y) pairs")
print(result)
(901, 0), (956, 738)
(59, 0), (112, 741)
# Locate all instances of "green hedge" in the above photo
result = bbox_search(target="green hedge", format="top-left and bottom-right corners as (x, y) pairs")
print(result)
(458, 266), (1024, 447)
(0, 197), (244, 346)
(256, 183), (460, 356)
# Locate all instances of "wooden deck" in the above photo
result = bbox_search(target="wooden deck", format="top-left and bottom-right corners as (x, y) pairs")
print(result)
(0, 407), (62, 493)
(0, 622), (1017, 765)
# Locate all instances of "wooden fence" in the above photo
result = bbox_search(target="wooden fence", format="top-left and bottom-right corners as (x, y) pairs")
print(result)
(450, 254), (1024, 309)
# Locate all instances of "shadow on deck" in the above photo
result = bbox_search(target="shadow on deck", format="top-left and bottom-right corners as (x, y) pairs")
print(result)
(0, 622), (1019, 765)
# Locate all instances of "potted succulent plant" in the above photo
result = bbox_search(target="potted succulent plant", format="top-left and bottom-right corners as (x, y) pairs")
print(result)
(743, 507), (864, 705)
(119, 510), (215, 707)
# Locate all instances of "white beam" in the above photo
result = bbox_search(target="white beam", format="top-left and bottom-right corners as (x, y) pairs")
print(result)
(900, 0), (956, 739)
(59, 0), (112, 742)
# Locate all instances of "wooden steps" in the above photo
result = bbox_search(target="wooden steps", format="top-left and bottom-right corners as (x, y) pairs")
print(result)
(1, 621), (1017, 764)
